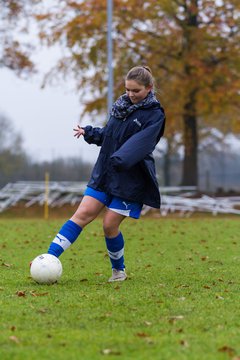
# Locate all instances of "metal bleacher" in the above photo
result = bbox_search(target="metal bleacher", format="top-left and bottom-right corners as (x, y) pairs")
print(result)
(0, 181), (240, 216)
(0, 181), (87, 212)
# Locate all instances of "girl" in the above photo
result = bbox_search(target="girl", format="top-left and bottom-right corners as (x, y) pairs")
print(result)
(46, 66), (165, 282)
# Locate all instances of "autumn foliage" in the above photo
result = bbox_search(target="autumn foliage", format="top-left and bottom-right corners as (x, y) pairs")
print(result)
(1, 0), (240, 185)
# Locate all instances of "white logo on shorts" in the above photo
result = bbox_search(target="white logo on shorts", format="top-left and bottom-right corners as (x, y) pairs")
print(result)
(122, 201), (131, 209)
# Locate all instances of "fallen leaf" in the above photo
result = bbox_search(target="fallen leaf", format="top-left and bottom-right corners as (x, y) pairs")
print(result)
(169, 315), (184, 324)
(101, 349), (121, 355)
(218, 345), (235, 356)
(16, 291), (26, 297)
(2, 263), (12, 267)
(102, 349), (111, 354)
(38, 308), (48, 313)
(203, 285), (211, 289)
(176, 328), (184, 333)
(9, 336), (20, 344)
(145, 337), (154, 344)
(180, 340), (189, 347)
(104, 312), (112, 317)
(136, 332), (149, 338)
(144, 321), (152, 326)
(30, 291), (49, 297)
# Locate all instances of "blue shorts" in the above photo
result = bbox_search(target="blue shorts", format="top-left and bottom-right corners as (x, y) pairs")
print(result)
(84, 187), (143, 219)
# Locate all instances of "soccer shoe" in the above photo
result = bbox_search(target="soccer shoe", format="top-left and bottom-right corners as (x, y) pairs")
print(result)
(108, 269), (127, 282)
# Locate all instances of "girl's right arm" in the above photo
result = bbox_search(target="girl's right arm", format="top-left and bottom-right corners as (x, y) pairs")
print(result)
(73, 125), (85, 138)
(73, 125), (106, 146)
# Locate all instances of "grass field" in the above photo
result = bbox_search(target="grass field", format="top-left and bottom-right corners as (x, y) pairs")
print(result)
(1, 217), (240, 360)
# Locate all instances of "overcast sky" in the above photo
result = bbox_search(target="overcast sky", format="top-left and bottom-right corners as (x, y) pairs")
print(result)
(0, 67), (100, 164)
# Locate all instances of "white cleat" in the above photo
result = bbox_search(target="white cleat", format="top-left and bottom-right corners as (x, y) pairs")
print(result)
(108, 269), (127, 282)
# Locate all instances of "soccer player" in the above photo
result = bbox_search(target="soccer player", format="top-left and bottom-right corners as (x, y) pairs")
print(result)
(46, 66), (165, 282)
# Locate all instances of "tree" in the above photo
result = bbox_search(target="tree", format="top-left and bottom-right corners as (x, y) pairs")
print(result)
(0, 114), (93, 186)
(0, 114), (29, 186)
(0, 114), (24, 153)
(2, 0), (240, 186)
(0, 0), (35, 75)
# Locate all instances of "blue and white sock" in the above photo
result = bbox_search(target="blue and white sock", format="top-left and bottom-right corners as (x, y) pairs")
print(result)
(105, 232), (125, 270)
(48, 220), (82, 257)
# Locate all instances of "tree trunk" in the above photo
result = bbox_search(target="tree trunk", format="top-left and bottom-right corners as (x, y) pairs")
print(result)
(163, 151), (171, 186)
(181, 0), (199, 186)
(182, 90), (198, 186)
(163, 140), (171, 186)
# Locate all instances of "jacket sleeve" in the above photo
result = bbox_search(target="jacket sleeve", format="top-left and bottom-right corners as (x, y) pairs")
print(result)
(110, 111), (165, 170)
(83, 125), (106, 146)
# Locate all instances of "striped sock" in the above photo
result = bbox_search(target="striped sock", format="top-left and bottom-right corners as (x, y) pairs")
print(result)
(48, 220), (82, 257)
(105, 232), (125, 270)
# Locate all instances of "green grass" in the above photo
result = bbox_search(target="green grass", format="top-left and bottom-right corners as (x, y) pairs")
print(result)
(1, 217), (240, 360)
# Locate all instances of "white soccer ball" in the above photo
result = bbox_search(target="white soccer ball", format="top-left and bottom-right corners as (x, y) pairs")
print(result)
(30, 254), (62, 284)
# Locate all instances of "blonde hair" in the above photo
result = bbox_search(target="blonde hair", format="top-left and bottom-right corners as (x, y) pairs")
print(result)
(125, 66), (154, 87)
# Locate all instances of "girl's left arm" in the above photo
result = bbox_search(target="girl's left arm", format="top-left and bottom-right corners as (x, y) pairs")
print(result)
(110, 111), (165, 170)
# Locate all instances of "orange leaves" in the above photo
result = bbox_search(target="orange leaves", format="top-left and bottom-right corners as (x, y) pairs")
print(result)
(35, 13), (53, 22)
(3, 46), (35, 74)
(3, 0), (23, 18)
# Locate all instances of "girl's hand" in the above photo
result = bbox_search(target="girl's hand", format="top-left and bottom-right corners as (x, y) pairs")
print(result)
(73, 125), (85, 138)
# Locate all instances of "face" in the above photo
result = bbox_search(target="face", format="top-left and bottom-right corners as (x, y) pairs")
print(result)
(125, 80), (152, 104)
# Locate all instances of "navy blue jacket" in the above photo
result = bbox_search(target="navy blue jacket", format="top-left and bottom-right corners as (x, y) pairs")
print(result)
(83, 103), (165, 208)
